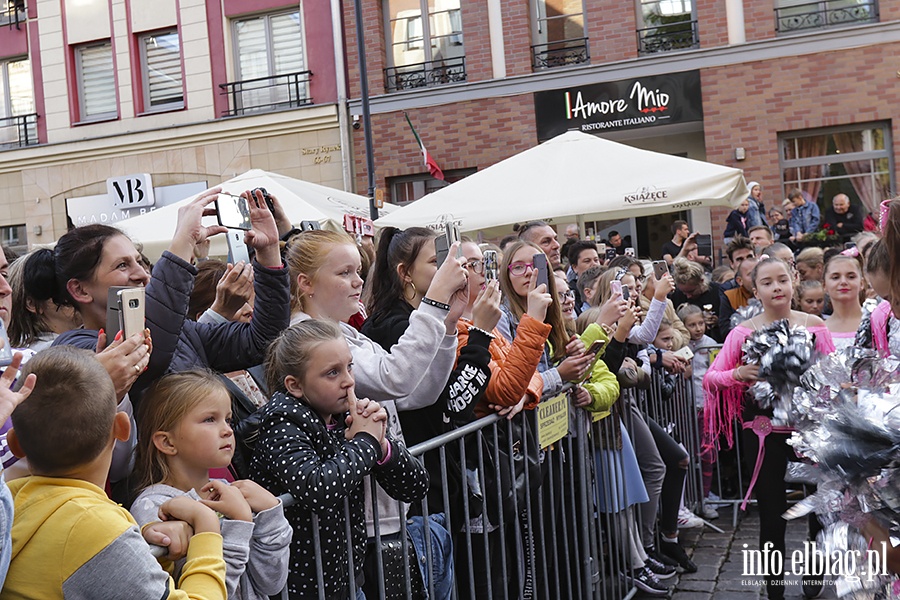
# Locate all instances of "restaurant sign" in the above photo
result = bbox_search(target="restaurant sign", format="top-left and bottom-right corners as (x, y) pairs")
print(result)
(534, 71), (702, 141)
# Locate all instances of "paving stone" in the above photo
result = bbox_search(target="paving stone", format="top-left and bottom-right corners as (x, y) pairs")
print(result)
(675, 578), (715, 593)
(671, 591), (714, 600)
(710, 591), (761, 599)
(677, 565), (719, 581)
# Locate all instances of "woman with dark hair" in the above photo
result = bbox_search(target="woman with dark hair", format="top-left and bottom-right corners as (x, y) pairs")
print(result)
(48, 188), (290, 406)
(7, 249), (82, 351)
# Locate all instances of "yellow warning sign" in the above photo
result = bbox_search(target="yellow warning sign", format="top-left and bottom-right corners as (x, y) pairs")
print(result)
(537, 392), (569, 449)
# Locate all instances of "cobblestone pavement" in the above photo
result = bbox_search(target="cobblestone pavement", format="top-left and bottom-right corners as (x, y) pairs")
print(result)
(661, 504), (838, 600)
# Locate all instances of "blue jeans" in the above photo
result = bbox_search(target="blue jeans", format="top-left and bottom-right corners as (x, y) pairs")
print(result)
(407, 513), (453, 600)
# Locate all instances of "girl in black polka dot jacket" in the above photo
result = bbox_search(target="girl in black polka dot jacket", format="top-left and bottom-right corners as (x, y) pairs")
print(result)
(251, 320), (429, 599)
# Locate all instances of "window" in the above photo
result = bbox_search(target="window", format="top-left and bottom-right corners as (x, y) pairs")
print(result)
(0, 0), (25, 28)
(384, 0), (465, 92)
(226, 10), (308, 116)
(531, 0), (589, 70)
(779, 123), (892, 220)
(76, 42), (117, 122)
(637, 0), (699, 55)
(140, 30), (183, 112)
(389, 168), (475, 205)
(775, 0), (878, 34)
(0, 224), (26, 253)
(0, 58), (36, 147)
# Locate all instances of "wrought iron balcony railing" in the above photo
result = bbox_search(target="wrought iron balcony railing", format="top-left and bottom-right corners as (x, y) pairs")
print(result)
(775, 0), (878, 33)
(218, 70), (312, 117)
(0, 113), (37, 149)
(0, 0), (25, 29)
(531, 37), (590, 71)
(384, 56), (466, 93)
(637, 19), (699, 55)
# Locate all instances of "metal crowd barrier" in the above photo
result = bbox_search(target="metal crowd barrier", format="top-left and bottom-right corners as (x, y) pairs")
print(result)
(148, 356), (757, 600)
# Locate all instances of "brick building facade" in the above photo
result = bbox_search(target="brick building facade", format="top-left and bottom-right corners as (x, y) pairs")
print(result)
(344, 0), (899, 257)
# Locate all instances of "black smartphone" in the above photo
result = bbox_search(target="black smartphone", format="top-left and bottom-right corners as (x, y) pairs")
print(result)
(300, 220), (321, 231)
(215, 193), (252, 230)
(252, 187), (275, 213)
(696, 234), (713, 257)
(483, 250), (498, 283)
(605, 248), (617, 261)
(435, 235), (450, 266)
(653, 260), (668, 280)
(533, 253), (549, 291)
(578, 338), (609, 382)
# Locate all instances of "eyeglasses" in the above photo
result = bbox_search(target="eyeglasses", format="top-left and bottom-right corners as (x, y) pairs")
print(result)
(465, 259), (484, 274)
(557, 290), (575, 302)
(508, 262), (533, 276)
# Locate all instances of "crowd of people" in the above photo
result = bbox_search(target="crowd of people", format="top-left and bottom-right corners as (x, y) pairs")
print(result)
(0, 184), (895, 600)
(723, 182), (875, 248)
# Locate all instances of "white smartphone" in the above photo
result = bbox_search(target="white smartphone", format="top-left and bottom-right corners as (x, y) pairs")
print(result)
(674, 346), (694, 361)
(226, 229), (250, 265)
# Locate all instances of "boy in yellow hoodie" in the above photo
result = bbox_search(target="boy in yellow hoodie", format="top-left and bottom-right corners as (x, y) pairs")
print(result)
(1, 346), (227, 600)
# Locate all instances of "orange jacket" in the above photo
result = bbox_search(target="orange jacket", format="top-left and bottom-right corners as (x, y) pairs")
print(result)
(457, 314), (551, 418)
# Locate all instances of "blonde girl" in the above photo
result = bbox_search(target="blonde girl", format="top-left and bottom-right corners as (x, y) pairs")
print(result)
(252, 320), (428, 599)
(131, 370), (291, 600)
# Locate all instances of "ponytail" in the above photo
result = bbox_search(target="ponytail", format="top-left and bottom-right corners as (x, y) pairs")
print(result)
(8, 249), (60, 347)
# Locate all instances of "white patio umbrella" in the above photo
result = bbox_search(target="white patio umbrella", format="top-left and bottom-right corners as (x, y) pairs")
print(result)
(116, 169), (394, 259)
(375, 131), (747, 236)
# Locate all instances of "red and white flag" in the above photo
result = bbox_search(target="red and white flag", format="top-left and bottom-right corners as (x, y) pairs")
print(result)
(405, 113), (444, 181)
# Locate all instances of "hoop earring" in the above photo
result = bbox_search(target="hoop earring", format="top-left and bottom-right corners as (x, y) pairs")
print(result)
(403, 280), (418, 302)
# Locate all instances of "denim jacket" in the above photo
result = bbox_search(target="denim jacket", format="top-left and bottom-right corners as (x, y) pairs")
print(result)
(790, 201), (821, 235)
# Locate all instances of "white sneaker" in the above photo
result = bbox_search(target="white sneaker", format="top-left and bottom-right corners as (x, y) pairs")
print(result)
(677, 506), (704, 528)
(699, 502), (719, 520)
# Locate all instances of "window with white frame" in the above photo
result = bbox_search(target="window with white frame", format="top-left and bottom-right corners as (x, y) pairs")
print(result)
(76, 42), (117, 122)
(139, 30), (183, 112)
(637, 0), (698, 55)
(774, 0), (878, 34)
(0, 58), (35, 146)
(531, 0), (588, 70)
(780, 123), (892, 220)
(230, 10), (307, 114)
(384, 0), (465, 91)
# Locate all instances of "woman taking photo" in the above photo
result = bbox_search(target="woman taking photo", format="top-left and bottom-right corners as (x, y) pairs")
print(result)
(49, 188), (290, 405)
(497, 240), (593, 394)
(287, 228), (467, 407)
(704, 257), (834, 600)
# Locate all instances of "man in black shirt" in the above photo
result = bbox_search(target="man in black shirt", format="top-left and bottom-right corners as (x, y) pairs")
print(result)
(662, 220), (689, 265)
(822, 193), (864, 242)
